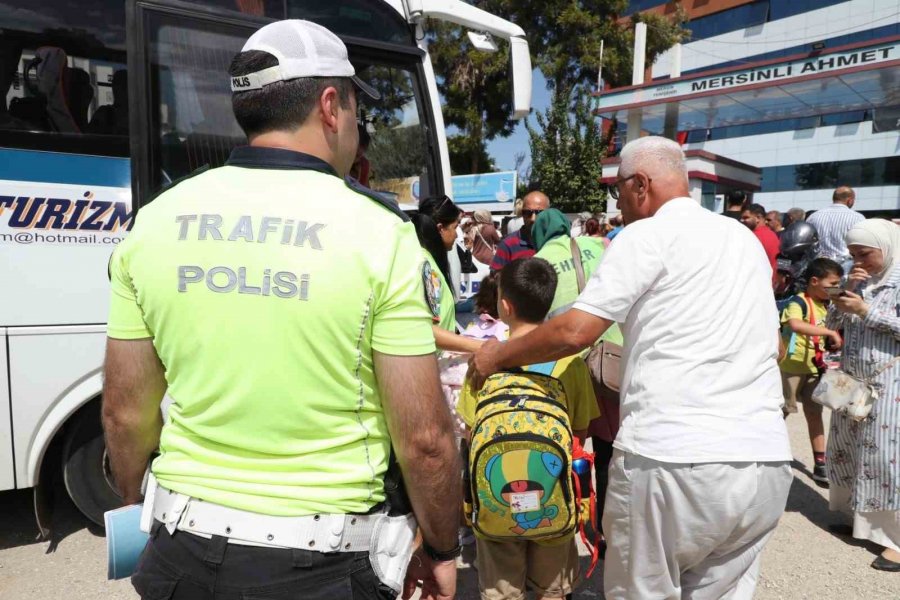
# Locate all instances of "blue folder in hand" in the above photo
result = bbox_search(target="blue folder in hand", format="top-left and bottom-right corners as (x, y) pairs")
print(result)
(105, 504), (149, 580)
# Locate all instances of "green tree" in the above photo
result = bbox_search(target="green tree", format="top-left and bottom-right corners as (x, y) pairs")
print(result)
(526, 88), (606, 213)
(486, 1), (687, 95)
(447, 134), (496, 174)
(426, 2), (687, 178)
(429, 22), (516, 174)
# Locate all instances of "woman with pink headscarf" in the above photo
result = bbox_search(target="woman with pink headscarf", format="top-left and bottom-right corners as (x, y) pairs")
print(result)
(826, 219), (900, 572)
(470, 209), (500, 266)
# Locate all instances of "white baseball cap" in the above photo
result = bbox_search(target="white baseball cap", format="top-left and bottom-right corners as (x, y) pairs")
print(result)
(230, 19), (380, 100)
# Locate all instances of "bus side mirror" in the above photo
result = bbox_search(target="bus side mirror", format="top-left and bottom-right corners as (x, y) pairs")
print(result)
(467, 31), (498, 52)
(509, 36), (531, 119)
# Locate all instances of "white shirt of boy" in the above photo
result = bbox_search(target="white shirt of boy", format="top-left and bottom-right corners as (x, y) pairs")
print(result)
(573, 197), (792, 464)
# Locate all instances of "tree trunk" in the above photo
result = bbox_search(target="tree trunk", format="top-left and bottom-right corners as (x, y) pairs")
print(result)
(470, 116), (483, 174)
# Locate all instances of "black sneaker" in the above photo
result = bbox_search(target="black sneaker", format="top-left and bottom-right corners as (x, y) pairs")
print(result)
(813, 463), (829, 487)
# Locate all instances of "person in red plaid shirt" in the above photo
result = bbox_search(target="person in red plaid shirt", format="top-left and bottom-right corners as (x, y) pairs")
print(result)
(490, 190), (550, 272)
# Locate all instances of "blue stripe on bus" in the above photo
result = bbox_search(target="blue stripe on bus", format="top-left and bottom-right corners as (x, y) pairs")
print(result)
(0, 148), (130, 188)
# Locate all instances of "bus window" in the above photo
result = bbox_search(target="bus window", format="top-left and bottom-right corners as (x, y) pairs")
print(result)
(139, 6), (439, 200)
(144, 10), (252, 187)
(182, 0), (284, 17)
(358, 63), (435, 204)
(288, 0), (414, 45)
(0, 1), (128, 155)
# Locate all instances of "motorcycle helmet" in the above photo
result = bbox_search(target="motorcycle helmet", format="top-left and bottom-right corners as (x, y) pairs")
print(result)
(779, 222), (819, 262)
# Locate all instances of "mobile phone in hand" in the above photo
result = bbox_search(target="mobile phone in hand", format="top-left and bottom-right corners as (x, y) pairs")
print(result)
(825, 286), (846, 297)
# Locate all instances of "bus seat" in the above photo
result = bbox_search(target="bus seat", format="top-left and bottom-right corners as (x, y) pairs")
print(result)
(8, 96), (51, 130)
(63, 66), (94, 133)
(27, 46), (80, 133)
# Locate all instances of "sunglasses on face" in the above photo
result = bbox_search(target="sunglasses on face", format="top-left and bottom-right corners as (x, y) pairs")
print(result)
(522, 209), (544, 218)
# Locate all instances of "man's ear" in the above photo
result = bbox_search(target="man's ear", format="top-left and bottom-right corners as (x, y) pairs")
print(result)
(500, 297), (513, 319)
(635, 172), (650, 198)
(319, 86), (340, 133)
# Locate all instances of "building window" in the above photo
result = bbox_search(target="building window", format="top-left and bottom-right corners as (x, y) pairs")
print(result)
(686, 1), (770, 42)
(687, 110), (874, 143)
(760, 158), (898, 193)
(768, 0), (848, 22)
(675, 23), (900, 79)
(623, 0), (668, 16)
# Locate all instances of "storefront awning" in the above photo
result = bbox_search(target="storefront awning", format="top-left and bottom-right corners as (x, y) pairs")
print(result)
(594, 37), (900, 133)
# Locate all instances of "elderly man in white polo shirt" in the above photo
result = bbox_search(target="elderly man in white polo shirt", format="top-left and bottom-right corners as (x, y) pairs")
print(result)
(471, 136), (793, 600)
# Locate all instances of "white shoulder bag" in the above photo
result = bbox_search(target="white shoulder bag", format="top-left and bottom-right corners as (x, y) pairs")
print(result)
(811, 356), (900, 421)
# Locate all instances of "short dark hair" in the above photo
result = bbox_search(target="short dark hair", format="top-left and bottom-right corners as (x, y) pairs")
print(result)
(725, 190), (748, 209)
(499, 258), (557, 324)
(805, 258), (843, 281)
(229, 50), (353, 138)
(743, 203), (766, 218)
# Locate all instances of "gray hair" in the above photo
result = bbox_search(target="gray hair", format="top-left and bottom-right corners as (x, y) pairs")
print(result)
(619, 136), (687, 180)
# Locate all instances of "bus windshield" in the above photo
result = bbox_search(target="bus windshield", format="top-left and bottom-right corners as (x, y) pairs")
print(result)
(0, 0), (440, 203)
(143, 4), (439, 201)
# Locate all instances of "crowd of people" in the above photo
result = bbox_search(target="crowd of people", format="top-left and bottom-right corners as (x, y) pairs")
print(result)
(100, 18), (898, 600)
(722, 184), (900, 574)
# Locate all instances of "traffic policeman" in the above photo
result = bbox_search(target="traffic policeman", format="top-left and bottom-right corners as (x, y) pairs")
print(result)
(102, 20), (461, 600)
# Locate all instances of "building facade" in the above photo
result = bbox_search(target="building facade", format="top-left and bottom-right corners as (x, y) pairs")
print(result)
(620, 0), (899, 214)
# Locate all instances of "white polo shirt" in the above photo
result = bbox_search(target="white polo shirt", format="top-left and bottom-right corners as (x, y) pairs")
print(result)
(573, 197), (791, 463)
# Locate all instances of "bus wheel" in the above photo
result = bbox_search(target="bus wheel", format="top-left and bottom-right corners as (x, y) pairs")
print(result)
(62, 402), (124, 526)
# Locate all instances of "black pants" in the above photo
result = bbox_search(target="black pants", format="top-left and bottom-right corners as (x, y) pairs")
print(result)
(132, 521), (395, 600)
(591, 437), (615, 535)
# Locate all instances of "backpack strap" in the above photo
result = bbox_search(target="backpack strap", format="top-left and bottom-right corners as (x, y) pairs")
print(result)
(782, 295), (808, 357)
(570, 238), (587, 293)
(526, 361), (558, 376)
(780, 295), (808, 321)
(571, 438), (601, 577)
(802, 294), (824, 366)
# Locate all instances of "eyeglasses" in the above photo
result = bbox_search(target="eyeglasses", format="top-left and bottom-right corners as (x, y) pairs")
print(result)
(609, 174), (636, 201)
(522, 209), (544, 218)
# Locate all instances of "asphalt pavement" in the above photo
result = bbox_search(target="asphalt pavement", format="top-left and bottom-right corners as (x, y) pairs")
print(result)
(1, 414), (898, 599)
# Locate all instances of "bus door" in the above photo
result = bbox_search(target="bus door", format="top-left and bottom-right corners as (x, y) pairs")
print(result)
(128, 0), (443, 207)
(128, 0), (271, 204)
(0, 331), (13, 491)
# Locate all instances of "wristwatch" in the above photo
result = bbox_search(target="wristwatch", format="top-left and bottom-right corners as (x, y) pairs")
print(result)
(423, 541), (462, 562)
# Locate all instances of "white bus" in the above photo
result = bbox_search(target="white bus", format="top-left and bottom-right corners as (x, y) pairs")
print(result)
(0, 0), (531, 529)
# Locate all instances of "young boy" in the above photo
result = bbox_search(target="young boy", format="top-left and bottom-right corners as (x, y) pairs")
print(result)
(780, 257), (844, 486)
(457, 258), (599, 600)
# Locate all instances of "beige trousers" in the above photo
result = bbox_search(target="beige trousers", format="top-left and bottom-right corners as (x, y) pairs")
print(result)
(603, 450), (792, 600)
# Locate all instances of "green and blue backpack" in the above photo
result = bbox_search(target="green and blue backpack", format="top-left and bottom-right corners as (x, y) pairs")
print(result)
(467, 362), (576, 543)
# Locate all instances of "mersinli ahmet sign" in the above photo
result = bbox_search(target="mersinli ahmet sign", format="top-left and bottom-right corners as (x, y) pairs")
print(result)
(599, 41), (897, 106)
